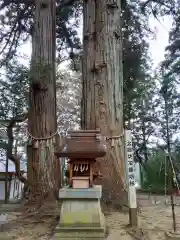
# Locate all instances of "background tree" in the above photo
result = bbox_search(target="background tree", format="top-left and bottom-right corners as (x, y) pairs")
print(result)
(0, 60), (29, 119)
(132, 81), (157, 166)
(162, 9), (180, 80)
(0, 0), (81, 64)
(56, 70), (81, 131)
(156, 69), (180, 152)
(122, 0), (156, 167)
(0, 60), (28, 168)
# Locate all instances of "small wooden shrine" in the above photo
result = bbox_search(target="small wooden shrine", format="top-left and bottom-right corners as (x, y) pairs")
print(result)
(55, 129), (106, 189)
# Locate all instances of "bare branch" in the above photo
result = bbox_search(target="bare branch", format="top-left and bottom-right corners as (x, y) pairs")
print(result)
(9, 155), (28, 184)
(59, 0), (77, 8)
(141, 0), (176, 15)
(6, 113), (28, 184)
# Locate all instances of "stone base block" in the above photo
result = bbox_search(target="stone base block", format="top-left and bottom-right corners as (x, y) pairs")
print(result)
(165, 232), (180, 240)
(54, 186), (105, 240)
(59, 185), (102, 199)
(55, 227), (105, 240)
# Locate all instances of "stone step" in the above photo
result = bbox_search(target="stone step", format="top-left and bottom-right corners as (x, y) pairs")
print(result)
(56, 226), (105, 232)
(54, 230), (105, 239)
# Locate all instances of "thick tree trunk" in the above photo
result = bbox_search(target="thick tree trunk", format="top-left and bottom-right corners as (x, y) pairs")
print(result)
(82, 0), (127, 206)
(28, 0), (58, 203)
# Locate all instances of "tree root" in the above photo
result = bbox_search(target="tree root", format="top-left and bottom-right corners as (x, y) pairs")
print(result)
(20, 190), (57, 216)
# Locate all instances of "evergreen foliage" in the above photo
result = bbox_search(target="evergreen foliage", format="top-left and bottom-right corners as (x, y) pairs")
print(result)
(0, 0), (81, 63)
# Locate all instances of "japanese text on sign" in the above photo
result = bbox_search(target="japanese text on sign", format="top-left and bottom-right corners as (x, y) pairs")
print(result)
(125, 129), (137, 209)
(125, 132), (135, 187)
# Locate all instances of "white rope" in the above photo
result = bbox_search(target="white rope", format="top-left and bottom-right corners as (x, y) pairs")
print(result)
(106, 132), (124, 147)
(12, 118), (58, 141)
(27, 129), (58, 140)
(106, 131), (124, 140)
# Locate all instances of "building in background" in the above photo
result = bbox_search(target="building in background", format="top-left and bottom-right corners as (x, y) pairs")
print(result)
(0, 157), (26, 202)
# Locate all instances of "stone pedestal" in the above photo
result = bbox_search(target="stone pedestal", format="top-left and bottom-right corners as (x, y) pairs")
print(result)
(54, 185), (106, 240)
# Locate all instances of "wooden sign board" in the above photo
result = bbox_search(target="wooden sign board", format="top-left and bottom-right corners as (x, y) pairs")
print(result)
(124, 130), (137, 209)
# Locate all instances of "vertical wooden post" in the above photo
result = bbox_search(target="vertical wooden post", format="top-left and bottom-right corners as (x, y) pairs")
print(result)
(124, 129), (138, 227)
(56, 134), (61, 189)
(69, 163), (73, 186)
(168, 155), (177, 232)
(5, 150), (8, 204)
(89, 163), (92, 186)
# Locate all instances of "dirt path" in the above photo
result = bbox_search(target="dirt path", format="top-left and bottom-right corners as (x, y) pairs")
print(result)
(1, 194), (180, 239)
(106, 193), (180, 240)
(106, 206), (172, 240)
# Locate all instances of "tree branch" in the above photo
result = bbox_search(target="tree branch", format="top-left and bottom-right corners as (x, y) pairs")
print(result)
(141, 0), (176, 15)
(59, 0), (77, 8)
(6, 113), (28, 184)
(9, 155), (27, 184)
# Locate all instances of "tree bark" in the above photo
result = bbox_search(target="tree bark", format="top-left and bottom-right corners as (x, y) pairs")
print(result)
(82, 0), (127, 206)
(28, 0), (58, 202)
